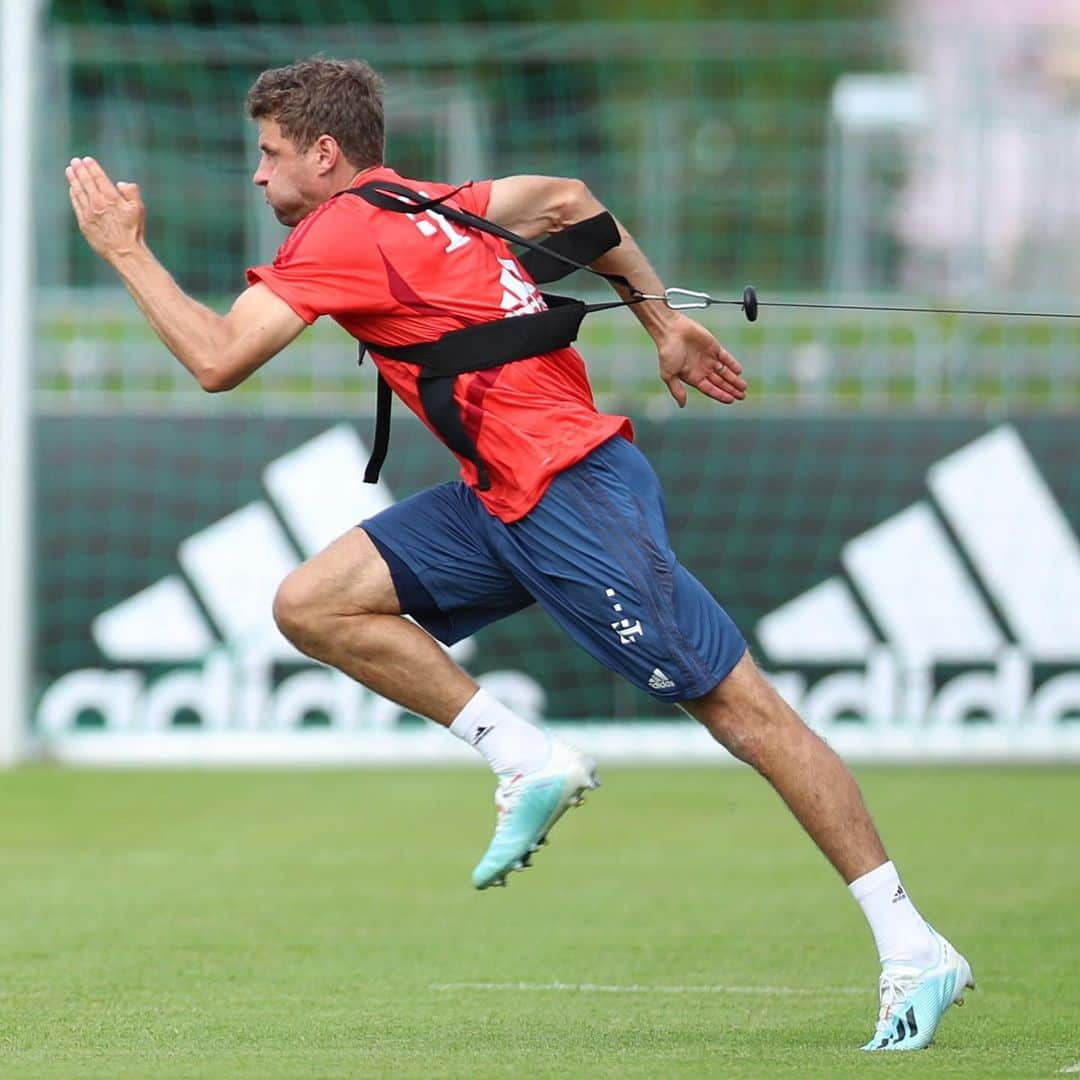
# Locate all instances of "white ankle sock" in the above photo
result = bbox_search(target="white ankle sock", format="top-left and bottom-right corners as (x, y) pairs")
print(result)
(848, 860), (938, 969)
(449, 688), (550, 776)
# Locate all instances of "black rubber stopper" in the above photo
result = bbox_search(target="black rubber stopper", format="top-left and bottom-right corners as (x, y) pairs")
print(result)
(742, 285), (758, 322)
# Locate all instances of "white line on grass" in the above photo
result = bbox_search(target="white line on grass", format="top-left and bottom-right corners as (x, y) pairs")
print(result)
(430, 981), (867, 996)
(1059, 1066), (1080, 1074)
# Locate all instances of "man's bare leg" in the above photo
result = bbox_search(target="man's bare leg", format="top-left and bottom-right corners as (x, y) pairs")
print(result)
(273, 526), (552, 773)
(272, 527), (478, 725)
(683, 649), (974, 1051)
(272, 526), (579, 776)
(681, 649), (886, 883)
(272, 526), (596, 889)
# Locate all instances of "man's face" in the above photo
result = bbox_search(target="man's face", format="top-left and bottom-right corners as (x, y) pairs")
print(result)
(252, 117), (324, 227)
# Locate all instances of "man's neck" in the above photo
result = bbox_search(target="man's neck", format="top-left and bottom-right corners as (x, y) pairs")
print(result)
(346, 162), (385, 189)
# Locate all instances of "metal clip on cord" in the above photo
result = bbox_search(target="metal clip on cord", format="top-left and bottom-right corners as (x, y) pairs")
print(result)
(636, 287), (710, 308)
(638, 285), (760, 321)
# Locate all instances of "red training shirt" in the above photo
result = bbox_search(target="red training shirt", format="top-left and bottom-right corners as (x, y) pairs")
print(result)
(246, 166), (632, 522)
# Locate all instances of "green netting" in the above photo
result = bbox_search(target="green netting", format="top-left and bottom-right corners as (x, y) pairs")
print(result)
(45, 8), (885, 297)
(37, 3), (1080, 409)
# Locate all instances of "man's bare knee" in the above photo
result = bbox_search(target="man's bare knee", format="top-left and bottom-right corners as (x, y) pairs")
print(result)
(272, 570), (319, 648)
(705, 703), (784, 769)
(683, 651), (804, 768)
(272, 527), (400, 655)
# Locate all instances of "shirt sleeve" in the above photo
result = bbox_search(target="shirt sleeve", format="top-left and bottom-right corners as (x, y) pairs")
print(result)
(246, 263), (321, 325)
(454, 179), (493, 218)
(245, 201), (384, 325)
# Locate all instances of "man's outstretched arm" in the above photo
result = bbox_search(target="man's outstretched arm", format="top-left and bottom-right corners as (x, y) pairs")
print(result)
(66, 156), (306, 392)
(485, 175), (746, 407)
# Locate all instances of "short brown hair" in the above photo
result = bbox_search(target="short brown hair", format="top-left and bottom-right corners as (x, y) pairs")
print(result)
(246, 58), (385, 169)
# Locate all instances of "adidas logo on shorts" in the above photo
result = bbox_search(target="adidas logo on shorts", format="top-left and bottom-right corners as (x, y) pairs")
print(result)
(648, 667), (676, 691)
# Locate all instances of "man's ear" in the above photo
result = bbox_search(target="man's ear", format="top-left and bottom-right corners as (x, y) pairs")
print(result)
(313, 133), (341, 175)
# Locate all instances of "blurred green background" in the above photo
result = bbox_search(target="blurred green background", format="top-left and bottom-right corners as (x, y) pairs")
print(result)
(36, 0), (1080, 412)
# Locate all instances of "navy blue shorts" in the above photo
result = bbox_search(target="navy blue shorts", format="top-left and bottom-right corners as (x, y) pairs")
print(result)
(361, 436), (746, 702)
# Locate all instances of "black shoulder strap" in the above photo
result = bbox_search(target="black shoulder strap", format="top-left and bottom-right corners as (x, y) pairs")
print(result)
(344, 180), (638, 293)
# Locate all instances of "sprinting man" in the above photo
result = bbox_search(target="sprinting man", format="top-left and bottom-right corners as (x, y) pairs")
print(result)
(66, 57), (972, 1051)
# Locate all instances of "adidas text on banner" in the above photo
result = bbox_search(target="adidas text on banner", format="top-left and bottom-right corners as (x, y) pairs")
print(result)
(756, 426), (1080, 739)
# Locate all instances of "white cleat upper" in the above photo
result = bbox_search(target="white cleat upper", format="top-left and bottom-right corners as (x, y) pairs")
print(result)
(472, 735), (599, 890)
(862, 928), (975, 1051)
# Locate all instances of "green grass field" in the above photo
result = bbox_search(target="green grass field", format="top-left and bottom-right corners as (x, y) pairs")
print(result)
(1, 766), (1076, 1079)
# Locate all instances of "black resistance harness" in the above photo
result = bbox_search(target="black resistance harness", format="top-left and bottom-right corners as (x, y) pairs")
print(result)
(341, 181), (645, 490)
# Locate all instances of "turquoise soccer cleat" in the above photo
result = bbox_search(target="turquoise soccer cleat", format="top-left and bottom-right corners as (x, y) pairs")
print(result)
(862, 928), (975, 1051)
(472, 736), (599, 890)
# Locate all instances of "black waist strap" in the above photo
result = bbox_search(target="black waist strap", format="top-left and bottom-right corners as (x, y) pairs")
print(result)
(343, 181), (636, 489)
(364, 294), (623, 490)
(368, 293), (613, 376)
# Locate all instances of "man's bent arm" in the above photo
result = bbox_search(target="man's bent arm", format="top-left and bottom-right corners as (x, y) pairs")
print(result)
(67, 155), (306, 391)
(486, 175), (676, 341)
(112, 254), (304, 392)
(486, 174), (746, 406)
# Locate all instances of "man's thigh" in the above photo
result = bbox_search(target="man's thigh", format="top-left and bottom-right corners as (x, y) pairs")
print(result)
(361, 482), (534, 644)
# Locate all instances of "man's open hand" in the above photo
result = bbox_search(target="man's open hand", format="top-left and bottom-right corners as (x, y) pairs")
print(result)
(66, 156), (145, 263)
(656, 313), (747, 407)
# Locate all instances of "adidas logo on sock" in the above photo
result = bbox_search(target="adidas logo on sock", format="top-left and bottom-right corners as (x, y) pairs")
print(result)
(648, 668), (676, 691)
(472, 725), (493, 745)
(892, 884), (907, 903)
